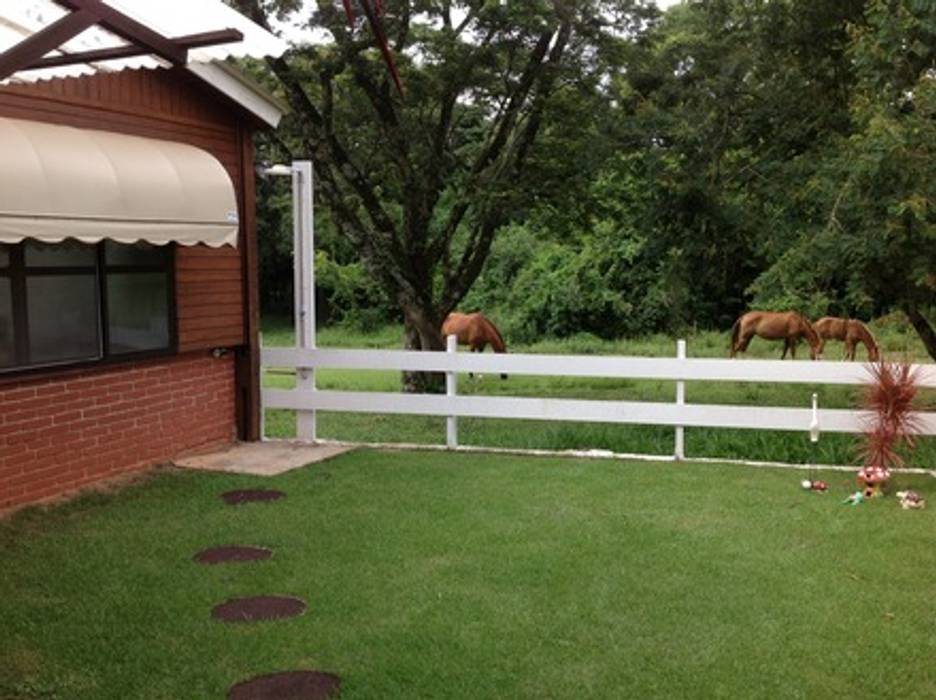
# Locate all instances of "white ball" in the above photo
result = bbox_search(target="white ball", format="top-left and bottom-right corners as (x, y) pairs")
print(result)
(801, 479), (812, 490)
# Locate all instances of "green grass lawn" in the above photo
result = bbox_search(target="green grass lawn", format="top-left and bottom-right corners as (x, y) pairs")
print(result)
(1, 449), (934, 699)
(261, 318), (936, 468)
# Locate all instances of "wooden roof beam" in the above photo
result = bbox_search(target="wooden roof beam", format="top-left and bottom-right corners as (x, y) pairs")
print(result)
(55, 0), (188, 66)
(26, 29), (245, 71)
(0, 8), (99, 80)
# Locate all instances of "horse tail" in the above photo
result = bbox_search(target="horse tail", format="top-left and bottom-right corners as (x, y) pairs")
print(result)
(730, 317), (741, 357)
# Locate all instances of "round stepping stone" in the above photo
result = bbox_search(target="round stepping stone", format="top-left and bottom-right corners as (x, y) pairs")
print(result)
(228, 671), (341, 699)
(212, 596), (306, 623)
(221, 489), (285, 506)
(193, 546), (273, 565)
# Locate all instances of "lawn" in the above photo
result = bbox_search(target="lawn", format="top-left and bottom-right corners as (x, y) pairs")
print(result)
(1, 449), (933, 699)
(261, 318), (936, 468)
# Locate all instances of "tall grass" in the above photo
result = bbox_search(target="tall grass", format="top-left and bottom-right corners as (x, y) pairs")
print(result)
(261, 316), (936, 467)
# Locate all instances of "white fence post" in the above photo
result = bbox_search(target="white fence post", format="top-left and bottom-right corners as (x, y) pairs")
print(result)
(675, 339), (686, 460)
(293, 160), (317, 441)
(446, 334), (458, 449)
(259, 331), (266, 441)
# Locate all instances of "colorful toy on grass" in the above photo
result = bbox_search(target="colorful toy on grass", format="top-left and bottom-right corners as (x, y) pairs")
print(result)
(857, 465), (890, 499)
(896, 490), (926, 510)
(843, 491), (865, 506)
(800, 479), (828, 492)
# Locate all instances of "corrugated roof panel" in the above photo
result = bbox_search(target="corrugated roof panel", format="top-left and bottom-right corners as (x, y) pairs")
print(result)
(0, 0), (288, 84)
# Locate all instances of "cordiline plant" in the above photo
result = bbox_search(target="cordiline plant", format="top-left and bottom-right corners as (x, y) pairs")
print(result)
(858, 360), (923, 469)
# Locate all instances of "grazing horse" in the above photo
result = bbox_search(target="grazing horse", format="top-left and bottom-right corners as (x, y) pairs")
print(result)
(730, 311), (821, 360)
(441, 312), (508, 379)
(813, 317), (880, 361)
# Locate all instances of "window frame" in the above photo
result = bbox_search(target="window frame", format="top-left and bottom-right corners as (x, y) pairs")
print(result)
(0, 241), (176, 376)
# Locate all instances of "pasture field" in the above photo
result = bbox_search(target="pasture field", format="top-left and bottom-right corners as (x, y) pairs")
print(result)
(2, 449), (934, 699)
(261, 318), (936, 468)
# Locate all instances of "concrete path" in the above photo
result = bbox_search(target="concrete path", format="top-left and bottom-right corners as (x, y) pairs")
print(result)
(174, 441), (354, 476)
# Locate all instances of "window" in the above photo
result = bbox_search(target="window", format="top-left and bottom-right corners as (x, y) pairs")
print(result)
(0, 241), (174, 372)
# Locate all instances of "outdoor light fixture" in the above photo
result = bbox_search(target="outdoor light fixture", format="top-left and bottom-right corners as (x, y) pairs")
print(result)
(263, 164), (292, 176)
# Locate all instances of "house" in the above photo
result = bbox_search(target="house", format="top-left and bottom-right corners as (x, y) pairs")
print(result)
(0, 0), (288, 509)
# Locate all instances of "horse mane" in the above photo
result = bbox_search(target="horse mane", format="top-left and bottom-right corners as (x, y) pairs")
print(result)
(482, 316), (507, 352)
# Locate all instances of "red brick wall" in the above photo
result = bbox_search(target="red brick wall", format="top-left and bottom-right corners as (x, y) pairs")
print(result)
(0, 353), (235, 510)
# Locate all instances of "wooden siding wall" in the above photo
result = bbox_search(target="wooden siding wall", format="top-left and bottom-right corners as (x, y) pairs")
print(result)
(0, 68), (248, 352)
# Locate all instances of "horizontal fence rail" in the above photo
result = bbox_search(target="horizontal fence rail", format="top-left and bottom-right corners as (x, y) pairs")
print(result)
(262, 346), (936, 387)
(260, 344), (936, 455)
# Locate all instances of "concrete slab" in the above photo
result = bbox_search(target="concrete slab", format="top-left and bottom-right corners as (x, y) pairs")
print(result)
(174, 441), (354, 476)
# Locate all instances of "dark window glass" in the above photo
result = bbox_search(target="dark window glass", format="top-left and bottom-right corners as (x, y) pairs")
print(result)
(0, 240), (174, 372)
(25, 240), (96, 267)
(0, 278), (13, 368)
(106, 273), (170, 353)
(26, 275), (100, 364)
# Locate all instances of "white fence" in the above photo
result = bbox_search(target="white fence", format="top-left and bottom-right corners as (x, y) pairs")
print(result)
(260, 337), (936, 458)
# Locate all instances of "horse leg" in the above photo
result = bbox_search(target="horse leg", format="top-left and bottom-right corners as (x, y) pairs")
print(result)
(781, 338), (790, 360)
(845, 340), (855, 361)
(790, 339), (797, 360)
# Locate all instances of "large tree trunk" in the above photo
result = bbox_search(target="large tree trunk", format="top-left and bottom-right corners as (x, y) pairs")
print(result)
(903, 305), (936, 362)
(401, 302), (446, 393)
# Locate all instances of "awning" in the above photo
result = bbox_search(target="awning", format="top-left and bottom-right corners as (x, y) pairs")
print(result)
(0, 116), (239, 247)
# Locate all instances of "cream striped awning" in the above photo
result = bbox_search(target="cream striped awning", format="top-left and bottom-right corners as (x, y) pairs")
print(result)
(0, 116), (239, 247)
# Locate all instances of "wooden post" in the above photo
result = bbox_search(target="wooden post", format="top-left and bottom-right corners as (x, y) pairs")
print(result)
(446, 334), (458, 449)
(293, 161), (316, 441)
(675, 339), (686, 460)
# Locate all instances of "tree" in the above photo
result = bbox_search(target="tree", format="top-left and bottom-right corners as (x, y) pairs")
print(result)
(750, 0), (936, 359)
(233, 0), (644, 390)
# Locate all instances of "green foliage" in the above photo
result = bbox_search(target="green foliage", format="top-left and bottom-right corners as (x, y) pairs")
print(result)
(250, 0), (935, 356)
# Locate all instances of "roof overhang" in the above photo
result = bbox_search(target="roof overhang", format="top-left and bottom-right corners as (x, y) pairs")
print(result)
(0, 1), (289, 127)
(0, 116), (240, 247)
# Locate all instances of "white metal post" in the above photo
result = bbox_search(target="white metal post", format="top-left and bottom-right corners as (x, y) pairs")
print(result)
(446, 334), (458, 448)
(259, 331), (266, 440)
(675, 339), (686, 460)
(293, 160), (316, 441)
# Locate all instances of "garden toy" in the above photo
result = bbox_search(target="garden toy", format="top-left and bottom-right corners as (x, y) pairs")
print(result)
(843, 491), (865, 506)
(896, 491), (926, 510)
(857, 465), (890, 498)
(801, 479), (828, 492)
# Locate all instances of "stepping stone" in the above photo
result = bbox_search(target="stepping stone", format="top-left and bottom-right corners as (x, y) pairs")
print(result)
(228, 671), (341, 699)
(212, 596), (306, 623)
(193, 546), (273, 565)
(221, 489), (285, 505)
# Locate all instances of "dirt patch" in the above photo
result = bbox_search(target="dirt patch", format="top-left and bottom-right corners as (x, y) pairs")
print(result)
(212, 596), (306, 623)
(193, 546), (273, 564)
(221, 489), (285, 506)
(228, 671), (341, 699)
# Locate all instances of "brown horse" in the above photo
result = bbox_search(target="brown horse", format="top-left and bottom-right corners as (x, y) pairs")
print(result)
(730, 311), (821, 360)
(441, 312), (508, 379)
(813, 317), (879, 361)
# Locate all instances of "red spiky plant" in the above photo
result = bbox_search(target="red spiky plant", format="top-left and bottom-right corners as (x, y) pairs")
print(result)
(858, 360), (922, 470)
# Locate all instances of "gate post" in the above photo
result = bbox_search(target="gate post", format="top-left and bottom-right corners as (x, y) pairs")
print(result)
(675, 339), (686, 460)
(293, 161), (316, 441)
(446, 334), (458, 449)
